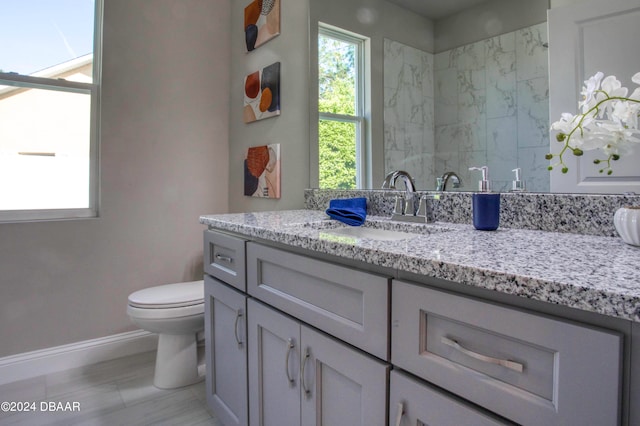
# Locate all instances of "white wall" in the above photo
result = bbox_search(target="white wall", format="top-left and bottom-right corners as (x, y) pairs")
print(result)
(0, 0), (230, 358)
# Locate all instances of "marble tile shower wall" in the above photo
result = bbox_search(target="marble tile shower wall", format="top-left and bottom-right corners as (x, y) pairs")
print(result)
(383, 23), (550, 192)
(434, 22), (550, 193)
(384, 39), (436, 189)
(304, 189), (640, 237)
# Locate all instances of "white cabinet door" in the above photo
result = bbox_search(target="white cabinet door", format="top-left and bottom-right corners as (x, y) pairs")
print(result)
(248, 299), (301, 426)
(549, 0), (640, 193)
(300, 325), (388, 426)
(204, 276), (248, 426)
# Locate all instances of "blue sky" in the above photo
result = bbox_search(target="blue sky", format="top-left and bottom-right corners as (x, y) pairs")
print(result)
(0, 0), (95, 75)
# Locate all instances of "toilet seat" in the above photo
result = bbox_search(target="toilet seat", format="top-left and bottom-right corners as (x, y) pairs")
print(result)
(128, 280), (204, 309)
(127, 302), (204, 320)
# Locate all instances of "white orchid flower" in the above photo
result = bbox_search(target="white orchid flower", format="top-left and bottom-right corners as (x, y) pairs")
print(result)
(550, 113), (580, 134)
(612, 101), (640, 128)
(580, 71), (604, 110)
(549, 71), (640, 174)
(590, 121), (640, 155)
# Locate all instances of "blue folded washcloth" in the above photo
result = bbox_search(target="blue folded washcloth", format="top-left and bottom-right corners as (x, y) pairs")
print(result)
(325, 197), (367, 226)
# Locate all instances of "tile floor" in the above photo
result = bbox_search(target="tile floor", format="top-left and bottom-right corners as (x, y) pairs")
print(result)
(0, 351), (221, 426)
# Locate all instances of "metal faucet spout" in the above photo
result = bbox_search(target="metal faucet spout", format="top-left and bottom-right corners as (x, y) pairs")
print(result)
(437, 171), (462, 191)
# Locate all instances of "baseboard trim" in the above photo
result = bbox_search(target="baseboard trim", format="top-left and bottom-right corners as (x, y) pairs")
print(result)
(0, 330), (158, 386)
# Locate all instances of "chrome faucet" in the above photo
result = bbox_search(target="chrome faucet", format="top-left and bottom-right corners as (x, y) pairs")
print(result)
(381, 170), (415, 191)
(381, 170), (435, 223)
(436, 171), (462, 191)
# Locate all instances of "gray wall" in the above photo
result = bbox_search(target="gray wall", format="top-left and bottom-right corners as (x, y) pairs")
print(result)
(227, 0), (311, 212)
(0, 0), (230, 358)
(227, 0), (433, 212)
(434, 0), (548, 52)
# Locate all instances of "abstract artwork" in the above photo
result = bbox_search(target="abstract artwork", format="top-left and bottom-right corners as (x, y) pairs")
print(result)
(244, 144), (281, 198)
(244, 0), (280, 52)
(244, 62), (280, 123)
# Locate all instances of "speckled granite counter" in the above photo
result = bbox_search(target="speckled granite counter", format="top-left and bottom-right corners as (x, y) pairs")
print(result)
(200, 209), (640, 323)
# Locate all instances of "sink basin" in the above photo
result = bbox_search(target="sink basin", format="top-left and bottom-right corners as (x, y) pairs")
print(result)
(291, 218), (452, 242)
(321, 226), (417, 241)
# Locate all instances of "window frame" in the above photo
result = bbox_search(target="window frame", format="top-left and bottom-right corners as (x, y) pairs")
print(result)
(0, 0), (103, 223)
(316, 24), (368, 189)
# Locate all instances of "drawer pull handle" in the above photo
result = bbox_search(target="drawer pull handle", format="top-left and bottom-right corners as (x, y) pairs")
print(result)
(301, 348), (311, 397)
(216, 254), (233, 263)
(234, 310), (244, 346)
(441, 336), (524, 373)
(394, 402), (404, 426)
(285, 338), (295, 385)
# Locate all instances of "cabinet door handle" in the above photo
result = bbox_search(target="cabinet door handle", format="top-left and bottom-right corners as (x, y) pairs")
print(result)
(441, 336), (524, 373)
(394, 402), (404, 426)
(285, 338), (295, 385)
(234, 310), (244, 346)
(216, 254), (233, 263)
(301, 348), (311, 397)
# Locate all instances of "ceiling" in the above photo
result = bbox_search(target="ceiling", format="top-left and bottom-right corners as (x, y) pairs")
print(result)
(386, 0), (490, 20)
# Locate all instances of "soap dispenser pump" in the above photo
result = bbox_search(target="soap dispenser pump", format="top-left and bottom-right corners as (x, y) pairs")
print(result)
(468, 166), (500, 231)
(469, 166), (490, 192)
(511, 168), (525, 192)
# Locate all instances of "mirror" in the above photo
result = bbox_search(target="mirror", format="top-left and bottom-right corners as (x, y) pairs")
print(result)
(311, 0), (551, 192)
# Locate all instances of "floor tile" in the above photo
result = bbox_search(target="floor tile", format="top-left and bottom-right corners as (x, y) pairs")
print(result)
(0, 351), (218, 426)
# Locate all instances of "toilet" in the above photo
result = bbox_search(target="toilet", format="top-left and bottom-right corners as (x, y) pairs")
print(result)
(127, 280), (205, 389)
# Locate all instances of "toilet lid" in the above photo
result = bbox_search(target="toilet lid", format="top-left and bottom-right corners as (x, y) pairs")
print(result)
(128, 280), (204, 309)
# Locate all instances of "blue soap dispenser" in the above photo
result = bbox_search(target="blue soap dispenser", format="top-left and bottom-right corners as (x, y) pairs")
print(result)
(468, 166), (500, 231)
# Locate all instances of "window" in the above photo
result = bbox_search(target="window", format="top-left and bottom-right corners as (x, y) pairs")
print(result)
(0, 0), (102, 222)
(318, 25), (366, 189)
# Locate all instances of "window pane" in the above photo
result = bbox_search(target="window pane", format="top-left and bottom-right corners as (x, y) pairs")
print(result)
(318, 34), (356, 115)
(0, 87), (91, 210)
(319, 119), (356, 189)
(0, 0), (95, 76)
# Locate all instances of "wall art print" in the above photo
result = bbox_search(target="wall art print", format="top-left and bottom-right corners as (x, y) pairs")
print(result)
(244, 62), (280, 123)
(244, 0), (280, 52)
(244, 143), (281, 198)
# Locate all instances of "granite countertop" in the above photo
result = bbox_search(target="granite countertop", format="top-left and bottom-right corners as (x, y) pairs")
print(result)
(200, 209), (640, 322)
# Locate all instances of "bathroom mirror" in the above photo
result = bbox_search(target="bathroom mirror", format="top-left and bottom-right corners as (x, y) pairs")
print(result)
(310, 0), (551, 192)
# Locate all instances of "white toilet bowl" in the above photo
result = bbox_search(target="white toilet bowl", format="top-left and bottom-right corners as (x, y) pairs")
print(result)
(127, 280), (204, 389)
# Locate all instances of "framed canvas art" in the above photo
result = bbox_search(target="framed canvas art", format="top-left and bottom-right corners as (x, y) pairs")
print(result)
(244, 0), (280, 52)
(244, 144), (281, 198)
(244, 62), (280, 123)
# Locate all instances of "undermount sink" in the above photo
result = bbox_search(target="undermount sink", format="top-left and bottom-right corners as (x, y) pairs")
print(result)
(291, 218), (452, 242)
(321, 226), (417, 241)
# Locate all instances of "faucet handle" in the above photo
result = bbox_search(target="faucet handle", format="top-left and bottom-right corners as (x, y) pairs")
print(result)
(393, 196), (405, 215)
(417, 196), (428, 217)
(417, 194), (439, 222)
(405, 197), (415, 216)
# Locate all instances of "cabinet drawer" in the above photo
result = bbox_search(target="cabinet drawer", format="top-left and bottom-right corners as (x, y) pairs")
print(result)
(204, 230), (246, 291)
(392, 280), (622, 426)
(389, 370), (512, 426)
(247, 242), (390, 360)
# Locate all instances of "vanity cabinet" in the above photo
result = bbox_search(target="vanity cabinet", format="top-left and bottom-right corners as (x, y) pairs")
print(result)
(246, 242), (391, 360)
(204, 275), (248, 426)
(247, 298), (389, 426)
(204, 227), (632, 425)
(392, 280), (623, 425)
